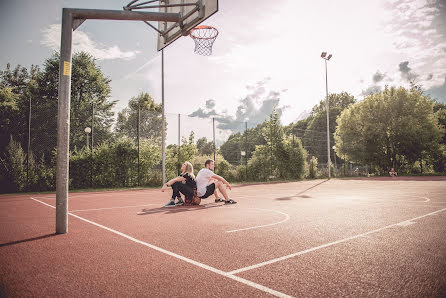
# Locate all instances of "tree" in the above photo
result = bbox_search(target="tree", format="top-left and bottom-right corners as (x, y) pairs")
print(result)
(196, 137), (214, 155)
(43, 52), (116, 150)
(334, 86), (443, 173)
(116, 92), (163, 144)
(301, 92), (356, 165)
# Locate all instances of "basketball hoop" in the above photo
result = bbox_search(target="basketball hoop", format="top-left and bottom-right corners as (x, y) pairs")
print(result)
(189, 25), (218, 56)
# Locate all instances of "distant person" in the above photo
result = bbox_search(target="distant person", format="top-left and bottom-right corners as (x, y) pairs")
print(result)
(389, 168), (397, 177)
(196, 159), (236, 204)
(161, 162), (196, 207)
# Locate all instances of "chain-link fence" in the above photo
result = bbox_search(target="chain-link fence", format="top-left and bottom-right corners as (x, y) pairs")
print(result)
(1, 103), (365, 194)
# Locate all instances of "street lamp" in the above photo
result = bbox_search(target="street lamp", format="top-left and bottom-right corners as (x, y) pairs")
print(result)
(321, 51), (333, 179)
(332, 145), (337, 174)
(85, 127), (91, 149)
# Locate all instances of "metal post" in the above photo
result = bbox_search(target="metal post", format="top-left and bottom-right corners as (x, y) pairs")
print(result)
(212, 117), (216, 168)
(91, 102), (94, 149)
(270, 118), (273, 178)
(325, 59), (331, 179)
(89, 102), (94, 188)
(161, 49), (166, 184)
(137, 103), (140, 186)
(245, 121), (248, 179)
(27, 96), (31, 191)
(56, 8), (73, 234)
(178, 113), (180, 175)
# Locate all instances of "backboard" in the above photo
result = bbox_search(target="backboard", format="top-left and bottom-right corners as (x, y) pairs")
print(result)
(157, 0), (218, 51)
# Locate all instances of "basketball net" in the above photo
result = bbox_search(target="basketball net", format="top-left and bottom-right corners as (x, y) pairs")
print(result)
(189, 25), (218, 56)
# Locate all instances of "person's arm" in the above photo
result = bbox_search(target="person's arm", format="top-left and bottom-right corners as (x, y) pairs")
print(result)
(161, 176), (186, 192)
(211, 174), (231, 190)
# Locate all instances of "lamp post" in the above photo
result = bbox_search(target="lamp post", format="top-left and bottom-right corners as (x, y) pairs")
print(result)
(85, 127), (91, 149)
(332, 145), (337, 175)
(321, 52), (332, 179)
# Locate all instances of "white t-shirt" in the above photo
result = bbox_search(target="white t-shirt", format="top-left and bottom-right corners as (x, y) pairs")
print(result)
(196, 168), (215, 197)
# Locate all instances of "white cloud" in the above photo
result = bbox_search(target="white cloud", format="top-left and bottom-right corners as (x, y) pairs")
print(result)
(40, 24), (140, 60)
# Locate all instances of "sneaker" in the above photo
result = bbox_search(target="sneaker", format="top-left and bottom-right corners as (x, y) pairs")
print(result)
(224, 199), (237, 205)
(176, 197), (184, 206)
(215, 198), (224, 203)
(163, 200), (176, 207)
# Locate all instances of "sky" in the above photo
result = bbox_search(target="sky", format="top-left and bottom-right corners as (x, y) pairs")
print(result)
(1, 0), (446, 144)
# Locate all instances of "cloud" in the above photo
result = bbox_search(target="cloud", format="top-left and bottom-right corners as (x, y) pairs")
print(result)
(40, 24), (140, 60)
(372, 71), (386, 83)
(427, 73), (434, 80)
(189, 78), (288, 133)
(398, 61), (419, 82)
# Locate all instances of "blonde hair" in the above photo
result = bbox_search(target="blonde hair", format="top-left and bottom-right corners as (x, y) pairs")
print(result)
(183, 161), (195, 179)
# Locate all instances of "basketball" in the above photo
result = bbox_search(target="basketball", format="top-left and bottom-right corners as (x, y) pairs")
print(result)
(192, 195), (201, 205)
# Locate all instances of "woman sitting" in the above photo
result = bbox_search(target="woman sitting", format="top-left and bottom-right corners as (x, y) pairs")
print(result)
(161, 161), (197, 207)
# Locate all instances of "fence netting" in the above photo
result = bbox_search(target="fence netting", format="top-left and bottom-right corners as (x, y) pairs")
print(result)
(1, 107), (360, 193)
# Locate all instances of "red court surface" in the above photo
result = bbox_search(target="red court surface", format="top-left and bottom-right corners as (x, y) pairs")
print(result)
(1, 177), (446, 297)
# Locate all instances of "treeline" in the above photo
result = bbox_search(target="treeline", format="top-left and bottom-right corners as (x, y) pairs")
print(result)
(1, 51), (445, 193)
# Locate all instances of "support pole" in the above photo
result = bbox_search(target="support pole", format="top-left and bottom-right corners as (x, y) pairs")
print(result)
(178, 113), (180, 175)
(137, 103), (140, 186)
(56, 8), (73, 234)
(161, 49), (166, 184)
(245, 121), (248, 179)
(325, 59), (331, 179)
(27, 96), (31, 191)
(213, 117), (216, 169)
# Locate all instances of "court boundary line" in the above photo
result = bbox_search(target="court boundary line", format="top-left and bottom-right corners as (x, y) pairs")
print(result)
(226, 208), (290, 233)
(228, 207), (446, 275)
(30, 197), (292, 298)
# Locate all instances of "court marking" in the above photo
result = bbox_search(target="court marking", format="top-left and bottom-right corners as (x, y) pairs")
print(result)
(30, 197), (292, 298)
(225, 208), (290, 233)
(70, 204), (158, 212)
(228, 207), (446, 275)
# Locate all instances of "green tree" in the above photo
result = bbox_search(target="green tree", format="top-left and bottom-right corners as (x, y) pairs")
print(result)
(335, 86), (443, 173)
(116, 92), (163, 144)
(196, 137), (214, 155)
(302, 92), (356, 165)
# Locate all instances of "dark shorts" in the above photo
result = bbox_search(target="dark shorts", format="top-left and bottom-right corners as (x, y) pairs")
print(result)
(199, 183), (216, 199)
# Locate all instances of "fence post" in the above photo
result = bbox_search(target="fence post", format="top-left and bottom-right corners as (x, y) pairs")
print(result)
(27, 95), (31, 191)
(137, 103), (140, 186)
(213, 117), (216, 170)
(178, 113), (181, 175)
(245, 121), (248, 179)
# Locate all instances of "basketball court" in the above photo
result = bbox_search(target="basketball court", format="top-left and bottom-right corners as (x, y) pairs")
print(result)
(1, 177), (445, 296)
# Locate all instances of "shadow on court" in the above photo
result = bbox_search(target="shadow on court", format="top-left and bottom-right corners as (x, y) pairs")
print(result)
(274, 179), (328, 200)
(0, 233), (58, 248)
(137, 202), (224, 215)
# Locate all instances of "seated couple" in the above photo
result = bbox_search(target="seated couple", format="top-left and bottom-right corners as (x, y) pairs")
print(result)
(161, 159), (237, 207)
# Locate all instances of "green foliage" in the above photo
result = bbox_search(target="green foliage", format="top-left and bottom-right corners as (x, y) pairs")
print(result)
(116, 92), (163, 144)
(335, 86), (443, 173)
(246, 111), (307, 181)
(306, 156), (319, 179)
(0, 138), (27, 192)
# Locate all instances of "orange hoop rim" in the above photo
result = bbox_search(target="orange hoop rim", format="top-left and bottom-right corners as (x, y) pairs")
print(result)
(189, 25), (219, 40)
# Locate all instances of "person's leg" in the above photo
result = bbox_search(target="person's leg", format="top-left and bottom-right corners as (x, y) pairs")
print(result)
(177, 184), (194, 205)
(214, 180), (237, 204)
(215, 181), (229, 200)
(164, 182), (181, 207)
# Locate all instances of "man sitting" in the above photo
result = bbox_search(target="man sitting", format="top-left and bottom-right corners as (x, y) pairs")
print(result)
(196, 159), (237, 204)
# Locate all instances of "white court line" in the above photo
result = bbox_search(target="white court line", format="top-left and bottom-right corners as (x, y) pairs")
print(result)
(228, 207), (446, 275)
(226, 208), (290, 233)
(30, 197), (292, 298)
(70, 204), (158, 212)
